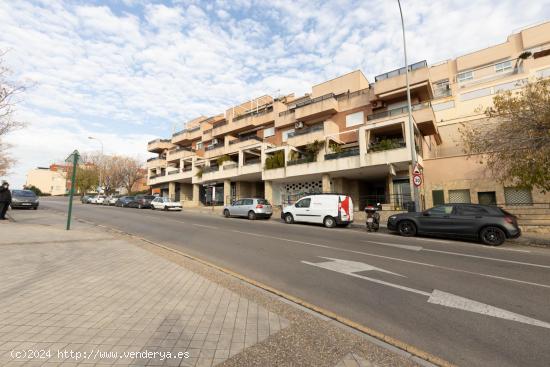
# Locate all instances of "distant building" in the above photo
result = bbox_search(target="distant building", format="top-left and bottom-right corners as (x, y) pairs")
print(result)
(26, 165), (68, 195)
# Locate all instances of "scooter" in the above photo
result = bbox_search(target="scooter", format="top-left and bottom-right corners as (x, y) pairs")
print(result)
(365, 204), (380, 232)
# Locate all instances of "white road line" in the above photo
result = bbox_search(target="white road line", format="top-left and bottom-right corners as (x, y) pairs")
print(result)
(363, 240), (423, 251)
(192, 224), (218, 229)
(232, 230), (550, 289)
(424, 249), (550, 269)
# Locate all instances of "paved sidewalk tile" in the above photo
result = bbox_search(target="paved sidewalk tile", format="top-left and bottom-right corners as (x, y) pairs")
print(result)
(334, 352), (375, 367)
(0, 224), (289, 367)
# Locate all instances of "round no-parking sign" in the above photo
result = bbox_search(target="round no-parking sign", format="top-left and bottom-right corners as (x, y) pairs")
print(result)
(413, 174), (422, 187)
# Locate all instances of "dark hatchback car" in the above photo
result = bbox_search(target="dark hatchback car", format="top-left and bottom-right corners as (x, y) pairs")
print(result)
(127, 195), (156, 209)
(115, 196), (134, 207)
(387, 203), (521, 246)
(11, 190), (39, 210)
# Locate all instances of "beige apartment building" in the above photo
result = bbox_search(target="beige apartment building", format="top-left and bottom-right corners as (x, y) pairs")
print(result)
(147, 21), (550, 231)
(26, 165), (68, 196)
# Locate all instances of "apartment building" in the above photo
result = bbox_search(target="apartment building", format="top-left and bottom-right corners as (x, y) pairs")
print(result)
(147, 21), (550, 230)
(26, 165), (68, 195)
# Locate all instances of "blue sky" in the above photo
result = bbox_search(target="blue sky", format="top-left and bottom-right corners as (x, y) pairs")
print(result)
(1, 0), (549, 187)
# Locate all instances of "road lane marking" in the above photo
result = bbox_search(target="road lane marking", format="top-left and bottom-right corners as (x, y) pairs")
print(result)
(192, 224), (217, 229)
(423, 249), (549, 269)
(304, 258), (550, 329)
(232, 230), (550, 289)
(316, 257), (405, 277)
(363, 240), (423, 251)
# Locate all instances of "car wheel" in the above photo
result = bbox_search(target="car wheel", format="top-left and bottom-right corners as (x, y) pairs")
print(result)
(248, 211), (256, 220)
(224, 209), (230, 218)
(284, 213), (294, 224)
(398, 220), (416, 237)
(151, 206), (155, 210)
(323, 216), (336, 228)
(164, 206), (168, 211)
(33, 207), (37, 210)
(480, 226), (506, 246)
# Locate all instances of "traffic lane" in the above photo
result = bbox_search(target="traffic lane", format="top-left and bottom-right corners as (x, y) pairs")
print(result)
(42, 201), (550, 285)
(40, 202), (550, 367)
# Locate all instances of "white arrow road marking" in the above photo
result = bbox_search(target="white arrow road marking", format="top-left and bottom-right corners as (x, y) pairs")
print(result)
(428, 290), (550, 329)
(303, 258), (550, 329)
(315, 257), (405, 277)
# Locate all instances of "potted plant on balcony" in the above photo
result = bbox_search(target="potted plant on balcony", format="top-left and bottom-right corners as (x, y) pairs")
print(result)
(195, 166), (204, 178)
(264, 150), (285, 170)
(216, 155), (231, 166)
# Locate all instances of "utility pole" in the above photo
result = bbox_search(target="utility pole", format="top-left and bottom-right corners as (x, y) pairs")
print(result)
(397, 0), (420, 212)
(65, 150), (80, 230)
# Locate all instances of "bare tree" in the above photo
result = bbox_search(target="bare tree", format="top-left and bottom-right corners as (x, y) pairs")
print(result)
(119, 157), (145, 195)
(0, 49), (25, 175)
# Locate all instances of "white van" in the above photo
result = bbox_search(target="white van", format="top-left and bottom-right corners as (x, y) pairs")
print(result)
(281, 194), (354, 228)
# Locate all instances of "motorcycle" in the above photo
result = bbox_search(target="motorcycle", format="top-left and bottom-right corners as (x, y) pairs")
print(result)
(365, 204), (380, 232)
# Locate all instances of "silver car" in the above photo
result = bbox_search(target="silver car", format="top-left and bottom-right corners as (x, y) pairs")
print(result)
(223, 198), (272, 220)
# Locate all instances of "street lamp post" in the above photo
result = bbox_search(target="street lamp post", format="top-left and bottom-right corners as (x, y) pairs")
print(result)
(397, 0), (420, 212)
(88, 136), (104, 193)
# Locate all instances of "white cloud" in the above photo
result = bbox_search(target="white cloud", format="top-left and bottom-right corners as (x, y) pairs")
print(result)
(0, 0), (549, 187)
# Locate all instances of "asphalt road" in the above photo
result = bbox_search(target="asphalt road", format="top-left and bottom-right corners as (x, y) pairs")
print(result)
(36, 197), (550, 367)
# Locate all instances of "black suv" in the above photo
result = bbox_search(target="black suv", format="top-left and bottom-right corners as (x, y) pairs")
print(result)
(387, 204), (521, 246)
(127, 195), (156, 209)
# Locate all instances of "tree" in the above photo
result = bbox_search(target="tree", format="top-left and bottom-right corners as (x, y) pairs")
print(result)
(460, 79), (550, 193)
(119, 157), (145, 195)
(25, 185), (43, 196)
(74, 165), (99, 195)
(0, 50), (25, 175)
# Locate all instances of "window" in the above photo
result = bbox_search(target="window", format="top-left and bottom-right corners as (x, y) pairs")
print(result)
(495, 60), (512, 73)
(448, 189), (471, 203)
(457, 70), (473, 82)
(295, 198), (311, 208)
(345, 111), (364, 127)
(243, 199), (253, 205)
(432, 190), (445, 206)
(433, 79), (451, 98)
(504, 187), (533, 205)
(457, 205), (488, 216)
(478, 191), (497, 205)
(233, 199), (243, 206)
(282, 129), (294, 142)
(427, 205), (454, 215)
(196, 142), (203, 150)
(264, 127), (275, 138)
(257, 199), (270, 205)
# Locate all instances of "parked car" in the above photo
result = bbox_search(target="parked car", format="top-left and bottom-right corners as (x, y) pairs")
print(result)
(151, 197), (182, 211)
(101, 196), (112, 206)
(127, 195), (156, 209)
(224, 198), (272, 220)
(95, 196), (106, 205)
(281, 194), (353, 228)
(386, 203), (521, 246)
(81, 195), (91, 204)
(115, 196), (134, 207)
(107, 196), (119, 206)
(10, 190), (39, 210)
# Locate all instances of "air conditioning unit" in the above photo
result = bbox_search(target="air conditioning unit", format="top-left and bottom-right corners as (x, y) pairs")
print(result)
(212, 138), (219, 145)
(295, 121), (304, 129)
(372, 100), (384, 108)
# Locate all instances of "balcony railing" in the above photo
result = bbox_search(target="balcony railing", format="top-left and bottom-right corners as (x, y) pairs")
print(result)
(229, 135), (263, 145)
(213, 120), (228, 129)
(205, 144), (224, 151)
(277, 93), (335, 117)
(173, 125), (200, 137)
(202, 166), (219, 173)
(367, 101), (431, 121)
(368, 139), (406, 152)
(148, 138), (171, 144)
(233, 105), (273, 122)
(147, 157), (164, 162)
(324, 148), (360, 160)
(223, 163), (238, 170)
(244, 158), (261, 165)
(374, 60), (427, 82)
(168, 146), (194, 153)
(182, 166), (192, 172)
(168, 170), (180, 175)
(287, 157), (316, 166)
(288, 124), (324, 138)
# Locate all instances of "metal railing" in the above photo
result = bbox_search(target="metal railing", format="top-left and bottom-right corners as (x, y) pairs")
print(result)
(205, 144), (224, 151)
(244, 158), (261, 165)
(324, 148), (360, 160)
(288, 124), (324, 138)
(287, 156), (316, 166)
(374, 60), (427, 82)
(335, 87), (370, 100)
(148, 138), (171, 144)
(213, 120), (228, 129)
(167, 170), (180, 175)
(278, 93), (335, 117)
(173, 125), (200, 137)
(233, 105), (273, 122)
(147, 157), (164, 162)
(367, 101), (431, 121)
(359, 194), (413, 211)
(229, 135), (262, 145)
(202, 166), (219, 173)
(168, 146), (194, 153)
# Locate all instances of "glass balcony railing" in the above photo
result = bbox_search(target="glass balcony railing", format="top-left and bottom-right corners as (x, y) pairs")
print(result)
(374, 60), (427, 82)
(287, 156), (316, 166)
(229, 135), (262, 145)
(324, 148), (360, 160)
(368, 139), (406, 152)
(288, 124), (324, 138)
(367, 102), (431, 121)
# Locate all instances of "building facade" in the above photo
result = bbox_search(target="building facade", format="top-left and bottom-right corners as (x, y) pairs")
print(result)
(147, 22), (550, 231)
(26, 165), (68, 195)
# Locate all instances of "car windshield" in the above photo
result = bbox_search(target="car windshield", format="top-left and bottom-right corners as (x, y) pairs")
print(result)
(257, 199), (270, 205)
(126, 197), (135, 200)
(12, 190), (36, 197)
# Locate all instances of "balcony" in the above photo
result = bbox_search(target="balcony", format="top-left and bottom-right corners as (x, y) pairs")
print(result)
(171, 125), (201, 144)
(147, 139), (172, 153)
(166, 147), (195, 162)
(146, 157), (166, 168)
(294, 93), (338, 121)
(286, 124), (325, 147)
(373, 61), (430, 99)
(367, 102), (438, 140)
(324, 148), (360, 160)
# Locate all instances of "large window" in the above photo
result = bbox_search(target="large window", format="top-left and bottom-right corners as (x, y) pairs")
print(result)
(264, 127), (275, 138)
(495, 60), (512, 73)
(457, 70), (474, 82)
(282, 129), (294, 142)
(432, 190), (445, 206)
(345, 111), (364, 127)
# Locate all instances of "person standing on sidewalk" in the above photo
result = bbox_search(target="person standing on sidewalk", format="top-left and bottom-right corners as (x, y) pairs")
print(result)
(0, 181), (12, 220)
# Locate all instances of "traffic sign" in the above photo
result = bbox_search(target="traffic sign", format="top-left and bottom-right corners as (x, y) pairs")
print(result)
(413, 163), (421, 175)
(413, 174), (422, 187)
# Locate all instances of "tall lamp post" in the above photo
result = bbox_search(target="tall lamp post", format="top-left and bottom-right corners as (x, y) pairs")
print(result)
(397, 0), (420, 212)
(88, 136), (104, 193)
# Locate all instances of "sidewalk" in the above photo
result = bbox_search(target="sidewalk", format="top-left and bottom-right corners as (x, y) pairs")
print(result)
(0, 210), (428, 367)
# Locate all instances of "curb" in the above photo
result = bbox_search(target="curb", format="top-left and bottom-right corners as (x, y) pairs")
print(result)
(67, 215), (455, 367)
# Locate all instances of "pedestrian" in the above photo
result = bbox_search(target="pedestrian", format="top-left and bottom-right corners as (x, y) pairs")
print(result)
(0, 181), (12, 220)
